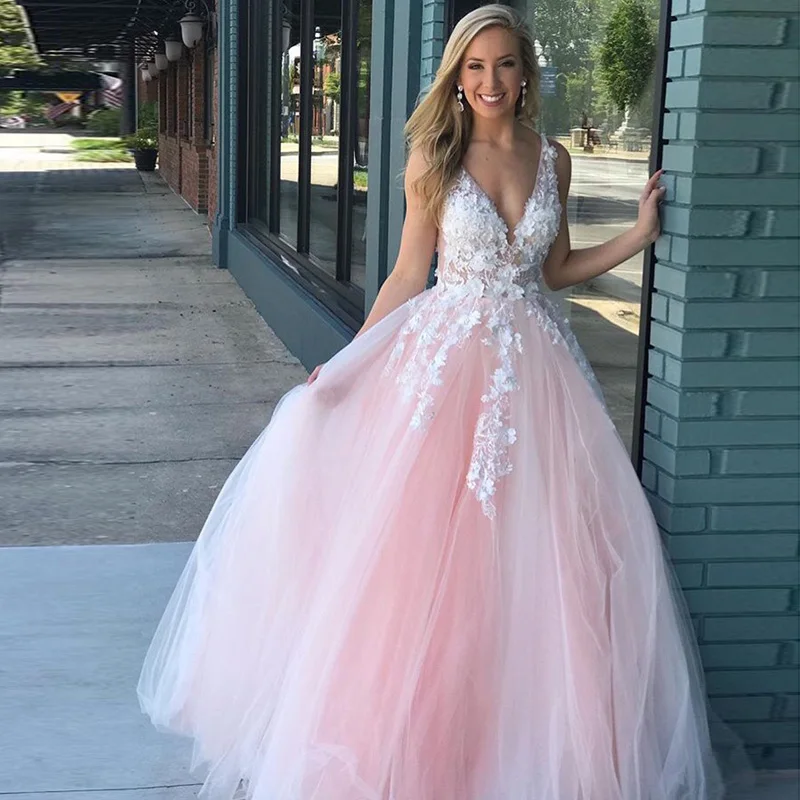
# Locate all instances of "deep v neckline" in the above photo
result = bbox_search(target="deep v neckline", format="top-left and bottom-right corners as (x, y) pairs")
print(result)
(460, 131), (547, 248)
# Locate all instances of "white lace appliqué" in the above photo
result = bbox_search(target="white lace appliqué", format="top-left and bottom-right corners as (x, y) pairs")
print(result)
(383, 134), (602, 519)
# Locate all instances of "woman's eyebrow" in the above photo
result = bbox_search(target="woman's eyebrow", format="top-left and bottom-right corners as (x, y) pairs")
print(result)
(465, 53), (516, 62)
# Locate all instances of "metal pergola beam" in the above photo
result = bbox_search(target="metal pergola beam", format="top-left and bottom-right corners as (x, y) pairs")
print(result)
(18, 0), (188, 60)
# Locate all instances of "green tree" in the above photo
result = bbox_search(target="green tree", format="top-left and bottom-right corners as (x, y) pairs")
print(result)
(0, 0), (41, 73)
(597, 0), (655, 115)
(528, 0), (596, 77)
(0, 88), (45, 119)
(323, 72), (340, 103)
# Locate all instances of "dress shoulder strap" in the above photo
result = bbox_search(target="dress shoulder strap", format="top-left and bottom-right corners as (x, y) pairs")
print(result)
(537, 129), (560, 200)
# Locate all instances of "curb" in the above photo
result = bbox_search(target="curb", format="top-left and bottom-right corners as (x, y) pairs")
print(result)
(567, 151), (650, 165)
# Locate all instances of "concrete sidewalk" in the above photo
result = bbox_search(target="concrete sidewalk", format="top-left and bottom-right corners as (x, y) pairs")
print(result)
(0, 139), (305, 794)
(0, 543), (199, 795)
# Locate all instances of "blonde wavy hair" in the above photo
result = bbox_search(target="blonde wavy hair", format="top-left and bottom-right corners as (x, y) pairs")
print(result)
(404, 4), (541, 222)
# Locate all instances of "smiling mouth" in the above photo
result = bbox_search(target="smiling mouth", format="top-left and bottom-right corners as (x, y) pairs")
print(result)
(478, 93), (506, 106)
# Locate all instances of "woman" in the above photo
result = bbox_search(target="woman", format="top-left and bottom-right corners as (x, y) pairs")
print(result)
(139, 6), (726, 798)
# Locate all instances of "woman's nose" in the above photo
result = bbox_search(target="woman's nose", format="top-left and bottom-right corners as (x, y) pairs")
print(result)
(484, 68), (502, 89)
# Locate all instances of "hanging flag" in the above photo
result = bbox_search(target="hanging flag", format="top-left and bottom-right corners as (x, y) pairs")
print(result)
(45, 101), (78, 120)
(99, 74), (124, 108)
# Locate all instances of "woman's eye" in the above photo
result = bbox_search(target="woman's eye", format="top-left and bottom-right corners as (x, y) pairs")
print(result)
(468, 63), (482, 70)
(501, 61), (515, 68)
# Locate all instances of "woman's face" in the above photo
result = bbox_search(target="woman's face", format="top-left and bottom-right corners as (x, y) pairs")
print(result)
(458, 26), (524, 120)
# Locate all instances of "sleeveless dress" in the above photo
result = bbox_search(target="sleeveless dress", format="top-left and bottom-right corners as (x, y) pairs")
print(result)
(138, 132), (724, 800)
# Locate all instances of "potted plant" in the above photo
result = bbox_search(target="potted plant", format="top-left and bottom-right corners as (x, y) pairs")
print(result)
(124, 130), (159, 171)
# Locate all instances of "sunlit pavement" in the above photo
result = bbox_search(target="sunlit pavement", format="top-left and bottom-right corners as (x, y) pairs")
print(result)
(0, 131), (304, 796)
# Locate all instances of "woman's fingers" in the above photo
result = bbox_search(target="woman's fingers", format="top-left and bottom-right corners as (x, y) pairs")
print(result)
(641, 170), (666, 204)
(642, 168), (664, 196)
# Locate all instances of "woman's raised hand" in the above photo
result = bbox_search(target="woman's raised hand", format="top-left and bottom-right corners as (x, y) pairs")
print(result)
(635, 168), (667, 246)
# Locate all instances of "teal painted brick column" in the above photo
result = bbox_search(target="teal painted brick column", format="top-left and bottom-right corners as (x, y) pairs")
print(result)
(421, 0), (445, 89)
(211, 0), (239, 268)
(646, 0), (800, 770)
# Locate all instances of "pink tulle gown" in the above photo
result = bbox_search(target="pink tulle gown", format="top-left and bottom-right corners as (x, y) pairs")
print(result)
(138, 132), (724, 799)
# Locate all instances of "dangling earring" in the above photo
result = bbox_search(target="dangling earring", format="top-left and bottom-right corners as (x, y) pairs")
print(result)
(456, 85), (464, 113)
(520, 79), (528, 109)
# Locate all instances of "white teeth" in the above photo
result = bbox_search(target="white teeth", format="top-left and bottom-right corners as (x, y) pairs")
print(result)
(480, 94), (503, 103)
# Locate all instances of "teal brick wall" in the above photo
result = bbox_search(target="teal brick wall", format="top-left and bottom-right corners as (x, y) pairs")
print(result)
(421, 0), (445, 89)
(645, 0), (800, 770)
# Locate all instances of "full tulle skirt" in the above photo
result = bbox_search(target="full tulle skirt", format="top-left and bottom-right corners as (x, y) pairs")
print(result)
(138, 291), (724, 800)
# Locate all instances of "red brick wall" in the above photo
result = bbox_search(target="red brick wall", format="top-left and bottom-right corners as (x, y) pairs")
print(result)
(137, 72), (158, 105)
(156, 22), (217, 218)
(159, 134), (181, 194)
(178, 142), (211, 212)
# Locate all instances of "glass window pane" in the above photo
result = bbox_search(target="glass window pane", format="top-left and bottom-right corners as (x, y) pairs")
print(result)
(280, 0), (302, 245)
(246, 0), (275, 227)
(349, 0), (371, 290)
(308, 12), (342, 275)
(510, 0), (661, 445)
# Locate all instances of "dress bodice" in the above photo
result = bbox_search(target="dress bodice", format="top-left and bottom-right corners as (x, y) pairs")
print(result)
(384, 131), (603, 519)
(435, 130), (561, 300)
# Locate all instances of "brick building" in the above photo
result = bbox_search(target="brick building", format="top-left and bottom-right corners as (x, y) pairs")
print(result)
(135, 5), (218, 218)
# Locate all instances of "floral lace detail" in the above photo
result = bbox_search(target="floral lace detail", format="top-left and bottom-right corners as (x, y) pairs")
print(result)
(466, 298), (523, 518)
(384, 132), (602, 518)
(383, 285), (484, 429)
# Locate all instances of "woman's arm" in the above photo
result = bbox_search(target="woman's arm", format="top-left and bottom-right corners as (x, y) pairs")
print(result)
(541, 141), (665, 292)
(307, 149), (437, 383)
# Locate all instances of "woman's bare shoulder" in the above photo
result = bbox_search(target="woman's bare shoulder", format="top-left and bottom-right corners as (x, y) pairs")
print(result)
(543, 135), (568, 159)
(546, 138), (572, 187)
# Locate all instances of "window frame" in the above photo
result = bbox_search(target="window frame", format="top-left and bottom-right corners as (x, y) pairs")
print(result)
(238, 0), (367, 327)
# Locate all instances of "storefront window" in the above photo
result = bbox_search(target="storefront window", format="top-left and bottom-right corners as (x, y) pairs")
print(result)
(308, 18), (341, 274)
(513, 0), (660, 302)
(448, 0), (664, 446)
(240, 0), (369, 322)
(279, 0), (302, 245)
(349, 0), (371, 290)
(448, 0), (660, 305)
(242, 0), (274, 226)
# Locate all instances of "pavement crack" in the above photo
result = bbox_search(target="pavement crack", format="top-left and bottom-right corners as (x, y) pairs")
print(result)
(0, 784), (204, 796)
(0, 457), (242, 467)
(0, 359), (302, 369)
